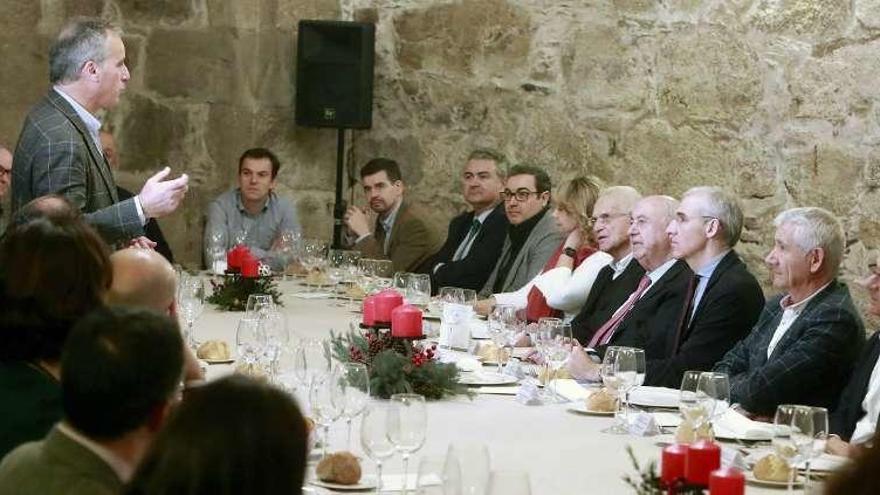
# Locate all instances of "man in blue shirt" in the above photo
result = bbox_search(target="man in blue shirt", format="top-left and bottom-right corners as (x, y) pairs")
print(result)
(204, 148), (300, 271)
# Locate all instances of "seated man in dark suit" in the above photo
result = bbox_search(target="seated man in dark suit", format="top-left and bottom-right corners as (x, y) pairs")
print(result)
(568, 195), (691, 379)
(827, 254), (880, 457)
(649, 186), (765, 388)
(422, 149), (508, 292)
(100, 130), (174, 262)
(344, 158), (442, 272)
(714, 207), (864, 417)
(479, 164), (564, 296)
(569, 186), (644, 344)
(0, 306), (184, 495)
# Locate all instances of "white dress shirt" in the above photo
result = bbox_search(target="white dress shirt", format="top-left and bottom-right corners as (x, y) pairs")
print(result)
(851, 355), (880, 444)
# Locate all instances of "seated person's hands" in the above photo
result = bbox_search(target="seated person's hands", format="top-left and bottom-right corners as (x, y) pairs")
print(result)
(474, 297), (495, 316)
(513, 331), (532, 347)
(344, 206), (371, 238)
(826, 435), (861, 458)
(566, 339), (599, 381)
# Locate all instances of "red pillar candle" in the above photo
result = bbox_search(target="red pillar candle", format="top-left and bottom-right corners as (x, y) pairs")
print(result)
(685, 440), (721, 486)
(709, 467), (745, 495)
(391, 304), (423, 338)
(373, 289), (404, 324)
(241, 254), (260, 278)
(227, 248), (241, 270)
(661, 444), (688, 488)
(362, 295), (377, 326)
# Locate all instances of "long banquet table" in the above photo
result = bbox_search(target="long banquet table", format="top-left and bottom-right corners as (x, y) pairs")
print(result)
(193, 279), (803, 494)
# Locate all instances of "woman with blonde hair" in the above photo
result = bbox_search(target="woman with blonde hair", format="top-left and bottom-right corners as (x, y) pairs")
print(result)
(476, 176), (612, 321)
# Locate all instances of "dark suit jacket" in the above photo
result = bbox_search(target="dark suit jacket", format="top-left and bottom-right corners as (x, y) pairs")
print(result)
(117, 186), (174, 263)
(571, 258), (646, 344)
(831, 332), (880, 441)
(423, 203), (507, 292)
(11, 90), (142, 243)
(714, 280), (865, 416)
(646, 251), (764, 388)
(606, 260), (692, 358)
(355, 200), (443, 273)
(0, 426), (122, 495)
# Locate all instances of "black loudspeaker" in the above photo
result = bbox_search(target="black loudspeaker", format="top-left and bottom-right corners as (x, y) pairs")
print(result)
(295, 20), (375, 129)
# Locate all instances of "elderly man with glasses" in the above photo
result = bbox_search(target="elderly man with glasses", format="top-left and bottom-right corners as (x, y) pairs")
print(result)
(479, 164), (564, 296)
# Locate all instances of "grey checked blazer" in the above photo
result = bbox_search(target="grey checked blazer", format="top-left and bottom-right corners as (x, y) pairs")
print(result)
(11, 90), (142, 243)
(713, 280), (865, 416)
(479, 210), (564, 297)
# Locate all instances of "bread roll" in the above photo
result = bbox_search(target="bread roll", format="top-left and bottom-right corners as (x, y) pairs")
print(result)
(316, 451), (362, 485)
(753, 453), (792, 482)
(586, 388), (617, 412)
(197, 340), (230, 360)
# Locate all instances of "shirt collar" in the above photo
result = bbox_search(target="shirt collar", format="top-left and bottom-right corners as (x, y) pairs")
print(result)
(610, 253), (634, 277)
(235, 189), (273, 213)
(53, 87), (102, 145)
(779, 281), (833, 313)
(693, 249), (730, 279)
(57, 422), (133, 482)
(473, 207), (494, 224)
(381, 199), (403, 232)
(645, 258), (678, 285)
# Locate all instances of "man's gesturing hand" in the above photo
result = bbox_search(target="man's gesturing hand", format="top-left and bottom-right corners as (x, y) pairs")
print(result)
(138, 167), (189, 219)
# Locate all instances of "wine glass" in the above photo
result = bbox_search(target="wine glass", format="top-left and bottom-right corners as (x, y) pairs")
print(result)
(488, 304), (517, 373)
(235, 317), (263, 366)
(802, 406), (828, 492)
(177, 275), (205, 349)
(261, 309), (289, 380)
(274, 229), (300, 280)
(543, 322), (572, 403)
(294, 339), (331, 390)
(601, 347), (638, 434)
(245, 293), (274, 318)
(696, 372), (730, 427)
(446, 442), (490, 495)
(339, 362), (370, 450)
(407, 274), (432, 308)
(388, 393), (427, 495)
(205, 228), (228, 273)
(623, 348), (646, 414)
(361, 404), (397, 494)
(772, 404), (801, 493)
(679, 370), (715, 438)
(310, 367), (345, 458)
(393, 272), (411, 298)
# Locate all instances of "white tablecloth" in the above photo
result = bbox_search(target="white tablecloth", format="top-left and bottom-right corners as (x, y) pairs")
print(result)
(192, 280), (802, 494)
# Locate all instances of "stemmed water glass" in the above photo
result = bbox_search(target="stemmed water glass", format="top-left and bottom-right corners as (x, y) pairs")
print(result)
(205, 228), (228, 273)
(361, 404), (397, 494)
(679, 370), (716, 439)
(301, 238), (328, 291)
(793, 406), (828, 493)
(339, 362), (370, 450)
(773, 404), (807, 493)
(407, 274), (432, 308)
(294, 339), (331, 391)
(543, 322), (572, 403)
(696, 372), (730, 428)
(310, 366), (345, 458)
(261, 309), (289, 380)
(177, 275), (205, 349)
(274, 229), (300, 279)
(245, 293), (274, 318)
(235, 317), (263, 366)
(488, 304), (518, 373)
(388, 393), (427, 495)
(600, 346), (638, 434)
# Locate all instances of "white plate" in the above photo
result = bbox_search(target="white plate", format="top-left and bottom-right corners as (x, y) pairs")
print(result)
(458, 372), (518, 386)
(628, 386), (680, 409)
(202, 358), (235, 364)
(309, 476), (377, 491)
(567, 403), (616, 416)
(745, 472), (803, 488)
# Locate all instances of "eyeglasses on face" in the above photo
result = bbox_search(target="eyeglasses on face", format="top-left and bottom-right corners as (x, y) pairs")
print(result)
(500, 189), (541, 202)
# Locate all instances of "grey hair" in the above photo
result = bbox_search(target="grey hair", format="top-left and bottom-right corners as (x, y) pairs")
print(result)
(652, 195), (679, 225)
(49, 18), (121, 85)
(683, 186), (744, 247)
(467, 148), (507, 179)
(600, 186), (642, 215)
(773, 207), (845, 275)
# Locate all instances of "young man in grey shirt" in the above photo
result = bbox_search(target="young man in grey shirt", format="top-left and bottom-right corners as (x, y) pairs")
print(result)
(204, 148), (300, 270)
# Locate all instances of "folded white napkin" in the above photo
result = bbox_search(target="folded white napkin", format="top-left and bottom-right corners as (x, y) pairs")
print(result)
(796, 453), (849, 472)
(455, 356), (482, 372)
(550, 379), (591, 402)
(475, 386), (521, 395)
(629, 386), (680, 408)
(714, 408), (774, 440)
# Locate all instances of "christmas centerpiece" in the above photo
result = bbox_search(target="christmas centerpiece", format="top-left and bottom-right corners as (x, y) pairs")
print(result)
(329, 326), (469, 400)
(206, 245), (284, 311)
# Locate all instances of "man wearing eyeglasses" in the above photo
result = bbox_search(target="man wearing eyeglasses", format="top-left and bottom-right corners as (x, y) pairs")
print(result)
(0, 145), (11, 235)
(654, 186), (764, 388)
(480, 164), (563, 296)
(421, 149), (509, 292)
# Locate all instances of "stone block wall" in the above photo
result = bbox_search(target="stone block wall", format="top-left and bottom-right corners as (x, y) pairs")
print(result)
(1, 0), (878, 321)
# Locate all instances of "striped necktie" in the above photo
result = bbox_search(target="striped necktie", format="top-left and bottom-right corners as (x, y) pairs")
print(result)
(452, 218), (481, 261)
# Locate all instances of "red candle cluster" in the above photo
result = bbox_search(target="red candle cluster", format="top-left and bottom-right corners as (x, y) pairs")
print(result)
(373, 289), (404, 324)
(391, 304), (423, 338)
(709, 467), (745, 495)
(362, 295), (376, 326)
(226, 245), (260, 278)
(685, 440), (721, 487)
(661, 444), (688, 488)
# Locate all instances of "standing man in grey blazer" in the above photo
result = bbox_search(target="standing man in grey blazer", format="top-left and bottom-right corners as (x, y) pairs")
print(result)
(11, 18), (188, 246)
(480, 164), (563, 296)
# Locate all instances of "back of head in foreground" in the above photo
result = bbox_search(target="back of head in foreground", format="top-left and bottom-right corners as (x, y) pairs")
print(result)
(125, 375), (308, 495)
